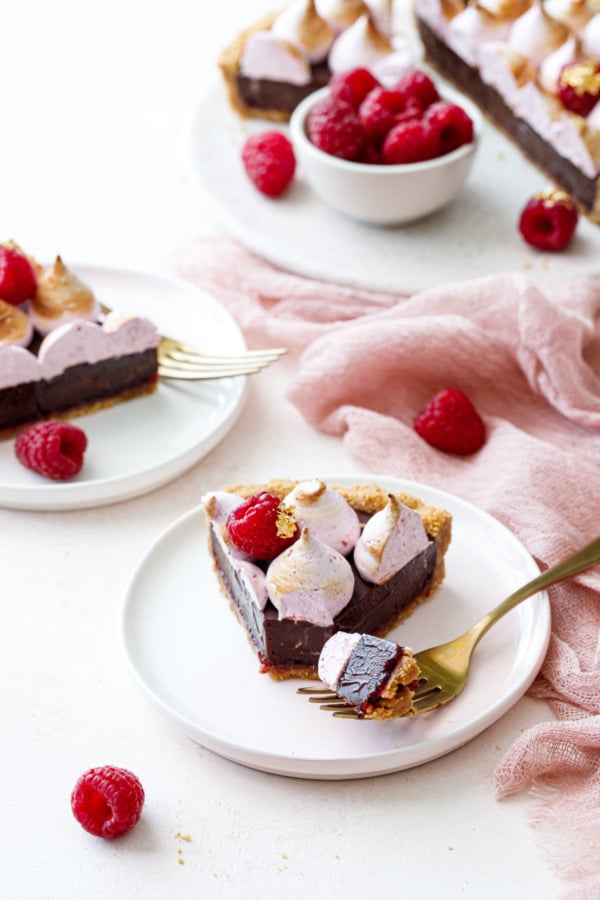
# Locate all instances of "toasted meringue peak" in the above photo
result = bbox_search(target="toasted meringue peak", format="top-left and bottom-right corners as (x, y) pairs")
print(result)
(364, 0), (394, 34)
(282, 479), (361, 554)
(447, 6), (512, 63)
(314, 0), (368, 32)
(266, 527), (354, 626)
(538, 33), (580, 92)
(31, 256), (99, 335)
(272, 0), (335, 63)
(354, 494), (430, 586)
(508, 2), (569, 66)
(328, 10), (412, 76)
(441, 0), (467, 20)
(477, 0), (532, 20)
(318, 631), (362, 689)
(543, 0), (592, 30)
(239, 31), (312, 85)
(202, 490), (245, 526)
(0, 300), (33, 347)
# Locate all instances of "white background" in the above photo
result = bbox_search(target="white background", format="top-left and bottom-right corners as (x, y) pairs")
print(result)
(1, 2), (563, 898)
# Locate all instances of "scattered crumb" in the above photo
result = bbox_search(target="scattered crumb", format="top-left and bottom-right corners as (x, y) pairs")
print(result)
(335, 854), (340, 860)
(178, 858), (185, 866)
(282, 853), (288, 859)
(175, 831), (191, 842)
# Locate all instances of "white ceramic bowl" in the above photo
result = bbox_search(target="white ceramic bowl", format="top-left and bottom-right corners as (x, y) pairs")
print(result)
(289, 85), (482, 225)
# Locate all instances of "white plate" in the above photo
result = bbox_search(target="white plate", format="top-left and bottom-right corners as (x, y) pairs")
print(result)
(121, 474), (551, 780)
(190, 80), (600, 294)
(0, 266), (247, 511)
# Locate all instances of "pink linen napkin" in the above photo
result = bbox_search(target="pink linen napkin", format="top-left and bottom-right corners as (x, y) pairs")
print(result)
(173, 236), (600, 896)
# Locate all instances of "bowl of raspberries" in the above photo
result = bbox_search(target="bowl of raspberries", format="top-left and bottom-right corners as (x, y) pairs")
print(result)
(289, 67), (481, 225)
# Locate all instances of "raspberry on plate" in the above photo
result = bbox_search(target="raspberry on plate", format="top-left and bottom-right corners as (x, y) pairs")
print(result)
(71, 766), (145, 838)
(359, 87), (422, 147)
(425, 101), (474, 155)
(241, 130), (296, 197)
(414, 387), (486, 455)
(518, 190), (579, 252)
(394, 69), (440, 111)
(558, 60), (600, 117)
(227, 491), (299, 560)
(15, 420), (88, 480)
(382, 119), (440, 164)
(329, 67), (380, 109)
(0, 243), (37, 306)
(306, 96), (366, 161)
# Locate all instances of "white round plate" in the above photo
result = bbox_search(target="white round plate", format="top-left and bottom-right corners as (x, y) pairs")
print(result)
(0, 266), (247, 511)
(122, 474), (550, 780)
(190, 80), (600, 294)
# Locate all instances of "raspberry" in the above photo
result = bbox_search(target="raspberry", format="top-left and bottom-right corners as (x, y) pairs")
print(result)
(227, 491), (299, 560)
(241, 131), (296, 197)
(518, 190), (579, 252)
(15, 420), (88, 480)
(329, 67), (380, 109)
(394, 69), (440, 110)
(359, 87), (422, 147)
(382, 118), (440, 164)
(71, 766), (144, 838)
(414, 387), (486, 455)
(307, 96), (366, 161)
(425, 100), (474, 155)
(558, 60), (600, 117)
(0, 244), (37, 306)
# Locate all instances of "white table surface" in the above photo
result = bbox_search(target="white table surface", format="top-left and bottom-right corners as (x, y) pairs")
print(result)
(1, 1), (564, 898)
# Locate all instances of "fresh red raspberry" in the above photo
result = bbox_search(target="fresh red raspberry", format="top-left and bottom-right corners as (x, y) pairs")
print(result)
(518, 190), (579, 252)
(0, 244), (37, 306)
(382, 118), (441, 164)
(414, 387), (486, 455)
(394, 69), (440, 111)
(329, 67), (380, 109)
(241, 131), (296, 197)
(307, 96), (366, 161)
(227, 491), (299, 560)
(558, 60), (600, 117)
(15, 420), (88, 480)
(425, 100), (474, 154)
(71, 766), (145, 838)
(359, 87), (422, 146)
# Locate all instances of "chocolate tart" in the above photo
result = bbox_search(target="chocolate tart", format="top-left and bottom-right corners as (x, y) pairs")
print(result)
(205, 478), (452, 681)
(321, 633), (420, 719)
(219, 10), (332, 122)
(0, 349), (158, 438)
(414, 3), (600, 222)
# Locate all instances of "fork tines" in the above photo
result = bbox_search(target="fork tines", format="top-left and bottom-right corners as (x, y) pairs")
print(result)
(296, 686), (360, 719)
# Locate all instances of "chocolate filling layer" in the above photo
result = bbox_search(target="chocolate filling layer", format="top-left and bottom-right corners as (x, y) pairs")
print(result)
(336, 634), (403, 710)
(236, 63), (331, 115)
(210, 523), (437, 673)
(0, 349), (157, 429)
(416, 17), (599, 217)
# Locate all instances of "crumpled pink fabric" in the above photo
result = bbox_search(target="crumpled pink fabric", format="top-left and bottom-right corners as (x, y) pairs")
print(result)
(173, 236), (600, 895)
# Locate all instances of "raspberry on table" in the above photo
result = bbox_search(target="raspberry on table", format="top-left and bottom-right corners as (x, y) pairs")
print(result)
(382, 118), (440, 164)
(14, 420), (88, 480)
(241, 131), (296, 197)
(227, 491), (300, 560)
(0, 244), (37, 306)
(414, 387), (486, 455)
(558, 60), (600, 117)
(71, 766), (145, 838)
(425, 101), (474, 155)
(306, 96), (366, 161)
(359, 87), (422, 147)
(394, 69), (440, 110)
(329, 67), (380, 109)
(518, 190), (579, 252)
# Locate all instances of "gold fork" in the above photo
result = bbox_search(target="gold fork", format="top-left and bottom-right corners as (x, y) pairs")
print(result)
(300, 536), (600, 719)
(100, 305), (287, 380)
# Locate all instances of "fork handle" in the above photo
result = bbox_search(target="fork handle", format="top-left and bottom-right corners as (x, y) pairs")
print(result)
(466, 535), (600, 650)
